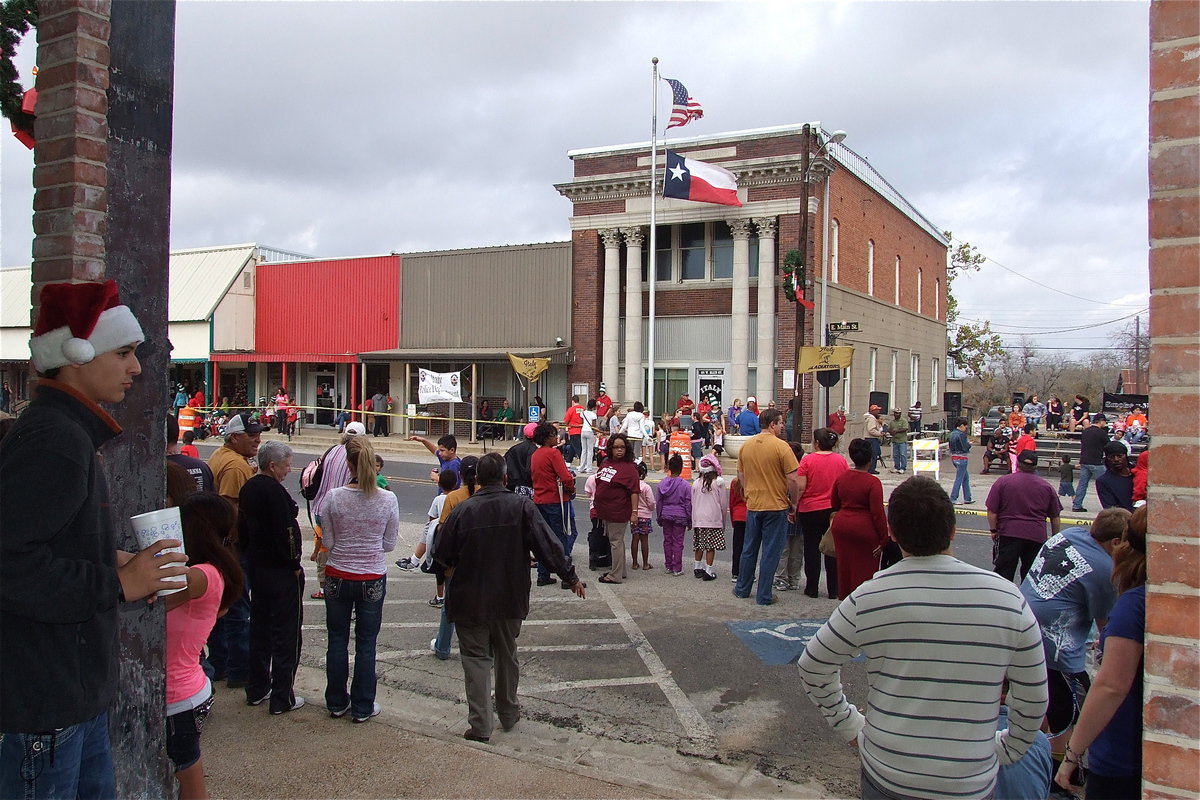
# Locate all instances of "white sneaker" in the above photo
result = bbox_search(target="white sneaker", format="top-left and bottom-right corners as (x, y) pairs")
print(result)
(271, 696), (305, 715)
(352, 702), (382, 723)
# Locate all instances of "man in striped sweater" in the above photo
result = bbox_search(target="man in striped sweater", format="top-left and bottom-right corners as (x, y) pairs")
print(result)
(798, 475), (1048, 800)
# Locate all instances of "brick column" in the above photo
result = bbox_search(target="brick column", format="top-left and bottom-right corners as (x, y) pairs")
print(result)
(30, 0), (112, 306)
(1145, 2), (1200, 798)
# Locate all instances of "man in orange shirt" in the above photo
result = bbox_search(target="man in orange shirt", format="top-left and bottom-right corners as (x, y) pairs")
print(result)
(1123, 405), (1148, 443)
(733, 409), (801, 606)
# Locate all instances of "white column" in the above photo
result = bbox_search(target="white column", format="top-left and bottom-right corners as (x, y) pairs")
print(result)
(622, 227), (645, 404)
(600, 228), (622, 397)
(728, 218), (753, 405)
(753, 217), (777, 404)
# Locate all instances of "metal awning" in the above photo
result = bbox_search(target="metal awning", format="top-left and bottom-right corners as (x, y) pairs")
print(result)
(357, 346), (571, 363)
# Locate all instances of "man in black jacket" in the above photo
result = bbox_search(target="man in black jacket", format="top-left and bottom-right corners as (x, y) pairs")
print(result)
(0, 281), (187, 798)
(503, 422), (539, 499)
(1072, 414), (1109, 513)
(436, 453), (585, 742)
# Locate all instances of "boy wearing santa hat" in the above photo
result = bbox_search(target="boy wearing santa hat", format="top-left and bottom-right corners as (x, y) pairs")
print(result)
(0, 280), (188, 798)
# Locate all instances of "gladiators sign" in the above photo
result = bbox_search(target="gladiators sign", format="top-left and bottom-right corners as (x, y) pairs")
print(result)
(796, 346), (854, 374)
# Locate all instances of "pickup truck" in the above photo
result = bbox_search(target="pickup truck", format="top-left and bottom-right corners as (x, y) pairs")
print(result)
(978, 405), (1009, 447)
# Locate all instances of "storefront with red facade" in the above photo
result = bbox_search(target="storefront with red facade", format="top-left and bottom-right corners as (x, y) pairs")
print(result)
(210, 254), (401, 423)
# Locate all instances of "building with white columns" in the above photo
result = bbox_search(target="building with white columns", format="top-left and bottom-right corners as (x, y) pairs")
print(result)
(556, 124), (950, 437)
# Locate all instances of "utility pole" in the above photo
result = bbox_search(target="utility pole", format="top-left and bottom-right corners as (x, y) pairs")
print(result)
(1135, 314), (1142, 392)
(103, 2), (177, 796)
(792, 125), (812, 444)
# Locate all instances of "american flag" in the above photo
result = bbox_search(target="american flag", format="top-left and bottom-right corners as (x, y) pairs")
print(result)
(665, 78), (703, 130)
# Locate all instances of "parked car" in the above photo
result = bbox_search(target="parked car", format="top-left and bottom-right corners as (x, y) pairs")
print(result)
(978, 405), (1008, 446)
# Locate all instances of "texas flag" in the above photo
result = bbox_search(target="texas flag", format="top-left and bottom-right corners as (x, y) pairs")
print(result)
(662, 150), (742, 207)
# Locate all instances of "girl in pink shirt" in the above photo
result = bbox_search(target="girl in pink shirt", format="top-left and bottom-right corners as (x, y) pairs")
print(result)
(166, 492), (245, 799)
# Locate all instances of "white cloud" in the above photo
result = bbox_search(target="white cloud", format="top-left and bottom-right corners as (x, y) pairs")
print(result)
(1, 0), (1152, 356)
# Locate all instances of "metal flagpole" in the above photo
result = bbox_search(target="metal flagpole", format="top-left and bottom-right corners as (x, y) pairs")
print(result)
(648, 57), (659, 423)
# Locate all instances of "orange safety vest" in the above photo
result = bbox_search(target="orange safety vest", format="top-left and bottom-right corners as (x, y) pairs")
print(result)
(178, 406), (196, 438)
(668, 431), (693, 480)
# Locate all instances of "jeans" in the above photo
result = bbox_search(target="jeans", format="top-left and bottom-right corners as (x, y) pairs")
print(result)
(867, 438), (882, 473)
(734, 509), (790, 604)
(324, 575), (386, 718)
(535, 502), (571, 582)
(334, 410), (349, 431)
(1073, 464), (1106, 509)
(0, 712), (114, 800)
(433, 577), (455, 660)
(891, 442), (908, 472)
(205, 551), (251, 682)
(949, 457), (972, 502)
(567, 433), (582, 466)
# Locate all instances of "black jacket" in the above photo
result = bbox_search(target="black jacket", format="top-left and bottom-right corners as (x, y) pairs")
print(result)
(238, 474), (302, 571)
(504, 439), (538, 491)
(0, 381), (124, 732)
(436, 484), (577, 624)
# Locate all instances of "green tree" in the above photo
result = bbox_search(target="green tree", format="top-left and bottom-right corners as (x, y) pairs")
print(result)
(943, 231), (1004, 378)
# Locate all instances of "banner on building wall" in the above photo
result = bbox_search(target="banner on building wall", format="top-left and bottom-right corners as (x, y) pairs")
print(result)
(796, 346), (854, 374)
(507, 353), (550, 382)
(418, 369), (463, 404)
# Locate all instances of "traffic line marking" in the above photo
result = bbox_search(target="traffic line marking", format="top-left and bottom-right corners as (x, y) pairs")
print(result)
(597, 583), (718, 749)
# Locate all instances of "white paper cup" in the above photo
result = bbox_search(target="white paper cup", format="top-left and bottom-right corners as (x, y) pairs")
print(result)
(130, 507), (187, 596)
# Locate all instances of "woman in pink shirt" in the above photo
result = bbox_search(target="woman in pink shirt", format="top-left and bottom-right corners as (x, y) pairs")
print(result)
(797, 428), (850, 598)
(166, 492), (245, 799)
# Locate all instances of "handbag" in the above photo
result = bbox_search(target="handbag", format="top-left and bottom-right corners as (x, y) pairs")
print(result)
(818, 527), (836, 557)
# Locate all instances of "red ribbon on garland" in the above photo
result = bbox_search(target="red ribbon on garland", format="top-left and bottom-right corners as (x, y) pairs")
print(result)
(10, 88), (36, 149)
(796, 287), (814, 309)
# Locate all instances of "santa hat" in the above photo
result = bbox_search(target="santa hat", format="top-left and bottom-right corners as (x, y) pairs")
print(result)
(29, 280), (145, 372)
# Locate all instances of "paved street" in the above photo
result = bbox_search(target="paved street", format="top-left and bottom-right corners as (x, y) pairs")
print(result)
(195, 437), (1069, 798)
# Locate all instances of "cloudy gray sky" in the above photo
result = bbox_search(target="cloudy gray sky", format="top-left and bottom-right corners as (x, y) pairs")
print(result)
(2, 0), (1151, 355)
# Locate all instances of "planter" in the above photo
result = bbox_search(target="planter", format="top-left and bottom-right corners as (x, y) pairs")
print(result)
(723, 434), (750, 458)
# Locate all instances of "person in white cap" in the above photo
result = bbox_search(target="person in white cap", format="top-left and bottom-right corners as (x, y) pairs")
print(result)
(0, 280), (188, 798)
(204, 409), (264, 689)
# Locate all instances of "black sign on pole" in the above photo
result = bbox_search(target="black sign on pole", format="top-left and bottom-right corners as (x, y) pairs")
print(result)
(816, 369), (841, 388)
(827, 321), (860, 333)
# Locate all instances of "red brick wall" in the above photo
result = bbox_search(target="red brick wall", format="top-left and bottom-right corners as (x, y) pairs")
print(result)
(821, 168), (947, 321)
(1145, 2), (1200, 797)
(30, 0), (113, 305)
(568, 230), (602, 390)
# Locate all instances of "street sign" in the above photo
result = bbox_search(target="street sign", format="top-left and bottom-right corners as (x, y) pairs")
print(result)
(827, 321), (859, 333)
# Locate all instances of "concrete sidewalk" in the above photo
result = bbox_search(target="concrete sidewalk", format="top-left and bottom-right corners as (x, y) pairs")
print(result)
(201, 674), (667, 799)
(201, 662), (829, 800)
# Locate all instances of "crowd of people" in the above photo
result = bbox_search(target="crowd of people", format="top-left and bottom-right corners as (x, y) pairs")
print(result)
(0, 278), (1155, 800)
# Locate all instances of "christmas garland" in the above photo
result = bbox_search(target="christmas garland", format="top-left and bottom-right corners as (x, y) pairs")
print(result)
(1, 0), (38, 144)
(781, 249), (805, 302)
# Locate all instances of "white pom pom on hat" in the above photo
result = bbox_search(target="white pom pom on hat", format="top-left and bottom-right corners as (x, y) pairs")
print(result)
(29, 280), (145, 372)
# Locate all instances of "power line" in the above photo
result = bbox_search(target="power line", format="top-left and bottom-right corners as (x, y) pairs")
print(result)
(958, 308), (1146, 336)
(947, 235), (1146, 308)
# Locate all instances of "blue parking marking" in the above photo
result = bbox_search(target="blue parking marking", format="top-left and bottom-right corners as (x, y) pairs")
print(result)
(726, 618), (865, 665)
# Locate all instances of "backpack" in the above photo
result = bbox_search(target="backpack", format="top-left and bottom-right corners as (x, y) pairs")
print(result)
(301, 444), (337, 501)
